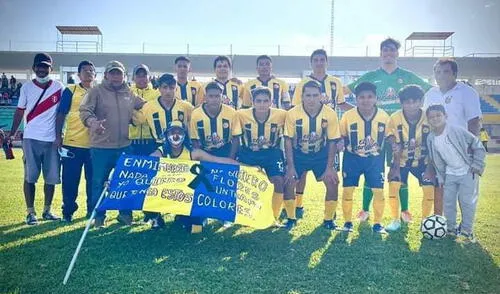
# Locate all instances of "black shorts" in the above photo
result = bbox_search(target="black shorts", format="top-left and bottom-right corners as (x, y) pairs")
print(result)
(237, 148), (284, 178)
(206, 144), (231, 158)
(294, 148), (336, 181)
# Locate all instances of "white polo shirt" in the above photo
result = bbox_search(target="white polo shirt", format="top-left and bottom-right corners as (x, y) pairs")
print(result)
(423, 82), (482, 129)
(17, 80), (64, 142)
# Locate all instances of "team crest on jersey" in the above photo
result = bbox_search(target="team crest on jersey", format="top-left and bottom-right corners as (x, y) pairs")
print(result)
(321, 121), (328, 128)
(191, 88), (197, 96)
(445, 96), (452, 104)
(231, 85), (238, 91)
(178, 114), (184, 121)
(378, 125), (385, 132)
(123, 96), (131, 101)
(273, 83), (280, 89)
(330, 81), (337, 90)
(271, 126), (277, 133)
(223, 122), (229, 129)
(397, 78), (403, 84)
(422, 126), (430, 133)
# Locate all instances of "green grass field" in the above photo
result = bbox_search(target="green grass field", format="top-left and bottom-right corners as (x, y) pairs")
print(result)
(1, 149), (499, 293)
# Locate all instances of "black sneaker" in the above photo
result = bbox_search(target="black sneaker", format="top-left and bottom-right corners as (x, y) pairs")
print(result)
(26, 213), (38, 225)
(151, 216), (166, 229)
(42, 211), (61, 221)
(323, 220), (337, 230)
(62, 214), (72, 223)
(285, 218), (297, 231)
(296, 207), (304, 219)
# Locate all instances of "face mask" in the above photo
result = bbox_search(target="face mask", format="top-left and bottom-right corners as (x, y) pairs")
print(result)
(167, 134), (185, 146)
(36, 76), (50, 84)
(58, 147), (75, 159)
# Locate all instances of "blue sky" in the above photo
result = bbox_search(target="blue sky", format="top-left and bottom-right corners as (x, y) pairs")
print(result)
(0, 0), (498, 56)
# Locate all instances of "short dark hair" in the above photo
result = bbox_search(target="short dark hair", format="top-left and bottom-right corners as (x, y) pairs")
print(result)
(213, 56), (232, 69)
(157, 73), (176, 87)
(77, 60), (94, 73)
(433, 58), (458, 75)
(354, 82), (377, 96)
(175, 56), (191, 64)
(302, 80), (322, 93)
(205, 81), (223, 92)
(398, 84), (425, 103)
(256, 55), (272, 66)
(310, 49), (328, 62)
(380, 38), (401, 51)
(251, 86), (272, 100)
(426, 104), (446, 116)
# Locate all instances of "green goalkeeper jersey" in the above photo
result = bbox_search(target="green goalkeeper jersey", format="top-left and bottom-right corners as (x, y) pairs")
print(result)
(347, 67), (432, 115)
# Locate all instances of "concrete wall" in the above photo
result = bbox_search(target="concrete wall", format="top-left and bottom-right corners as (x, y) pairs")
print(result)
(1, 51), (499, 79)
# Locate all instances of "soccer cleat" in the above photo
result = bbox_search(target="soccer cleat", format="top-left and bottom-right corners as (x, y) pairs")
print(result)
(356, 210), (370, 222)
(223, 221), (234, 228)
(386, 220), (401, 232)
(457, 232), (477, 243)
(279, 209), (287, 220)
(151, 216), (165, 229)
(285, 218), (297, 231)
(323, 220), (337, 230)
(273, 220), (285, 228)
(296, 207), (304, 219)
(92, 217), (105, 229)
(62, 214), (73, 223)
(42, 211), (61, 221)
(342, 221), (354, 232)
(117, 214), (133, 226)
(401, 210), (413, 223)
(372, 223), (387, 234)
(372, 223), (386, 233)
(26, 213), (38, 225)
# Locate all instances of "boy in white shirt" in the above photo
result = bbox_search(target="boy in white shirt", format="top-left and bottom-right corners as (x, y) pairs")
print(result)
(424, 104), (486, 242)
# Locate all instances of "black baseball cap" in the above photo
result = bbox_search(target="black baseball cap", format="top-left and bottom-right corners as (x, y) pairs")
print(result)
(33, 53), (53, 67)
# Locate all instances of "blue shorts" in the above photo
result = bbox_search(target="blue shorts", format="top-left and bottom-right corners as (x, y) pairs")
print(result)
(395, 164), (434, 186)
(294, 148), (337, 180)
(237, 148), (284, 178)
(342, 152), (384, 188)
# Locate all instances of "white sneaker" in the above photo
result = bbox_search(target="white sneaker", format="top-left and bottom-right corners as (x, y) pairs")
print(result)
(386, 220), (401, 231)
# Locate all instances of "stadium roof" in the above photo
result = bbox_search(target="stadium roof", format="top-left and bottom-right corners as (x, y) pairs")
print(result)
(56, 26), (102, 35)
(405, 32), (454, 41)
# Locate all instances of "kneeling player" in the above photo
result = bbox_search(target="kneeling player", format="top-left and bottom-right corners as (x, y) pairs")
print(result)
(386, 85), (434, 231)
(283, 80), (341, 230)
(237, 86), (286, 225)
(340, 82), (391, 234)
(149, 120), (238, 233)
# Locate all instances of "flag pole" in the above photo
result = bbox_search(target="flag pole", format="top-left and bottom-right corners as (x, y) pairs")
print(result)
(63, 171), (113, 285)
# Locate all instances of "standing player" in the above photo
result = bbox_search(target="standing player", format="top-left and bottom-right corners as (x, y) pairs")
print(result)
(237, 86), (287, 224)
(190, 81), (241, 158)
(340, 82), (391, 234)
(135, 73), (193, 144)
(291, 49), (353, 219)
(283, 80), (341, 230)
(346, 38), (432, 223)
(129, 64), (160, 156)
(174, 56), (205, 107)
(385, 85), (434, 231)
(55, 60), (95, 222)
(212, 56), (244, 110)
(242, 55), (290, 110)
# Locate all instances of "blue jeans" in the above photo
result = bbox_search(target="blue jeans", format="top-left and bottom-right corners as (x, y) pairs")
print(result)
(61, 146), (92, 217)
(90, 146), (131, 219)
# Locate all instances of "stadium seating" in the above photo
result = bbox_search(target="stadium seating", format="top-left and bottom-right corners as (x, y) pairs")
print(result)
(480, 96), (500, 113)
(492, 94), (500, 104)
(0, 106), (22, 131)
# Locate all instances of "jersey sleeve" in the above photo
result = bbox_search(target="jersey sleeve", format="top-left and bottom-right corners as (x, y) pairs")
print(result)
(231, 111), (242, 136)
(281, 81), (291, 103)
(57, 87), (74, 115)
(347, 72), (372, 92)
(284, 111), (295, 138)
(335, 79), (345, 104)
(408, 72), (433, 92)
(241, 83), (253, 108)
(189, 112), (200, 140)
(463, 86), (482, 121)
(17, 84), (28, 109)
(196, 83), (205, 106)
(339, 113), (348, 137)
(327, 112), (341, 141)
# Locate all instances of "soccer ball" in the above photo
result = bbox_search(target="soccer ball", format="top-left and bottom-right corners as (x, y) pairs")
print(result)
(420, 215), (447, 239)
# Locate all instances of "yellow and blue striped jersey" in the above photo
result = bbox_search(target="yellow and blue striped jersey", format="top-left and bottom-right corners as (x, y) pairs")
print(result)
(175, 80), (205, 107)
(292, 75), (345, 109)
(237, 108), (286, 151)
(242, 77), (290, 109)
(340, 107), (390, 157)
(129, 83), (160, 140)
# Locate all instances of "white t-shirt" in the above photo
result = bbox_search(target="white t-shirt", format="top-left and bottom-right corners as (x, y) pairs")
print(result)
(17, 80), (64, 142)
(423, 82), (482, 130)
(433, 126), (469, 176)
